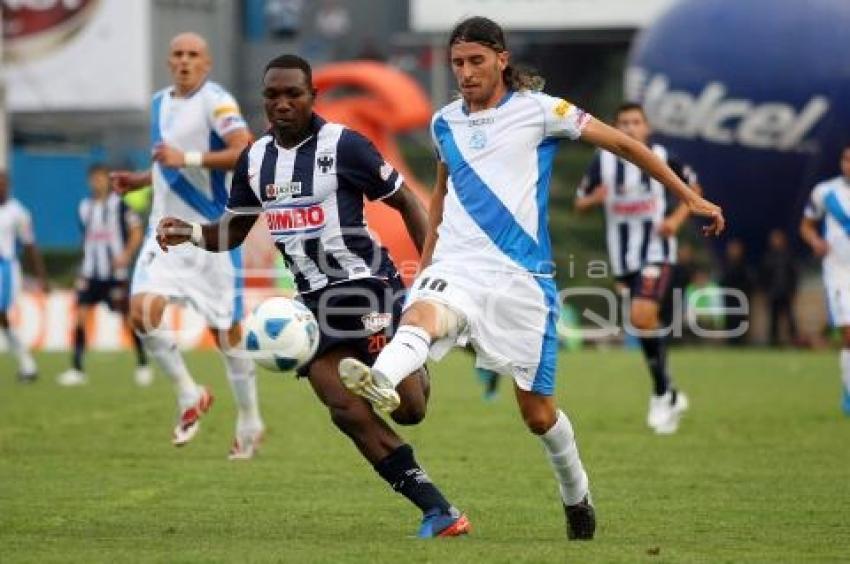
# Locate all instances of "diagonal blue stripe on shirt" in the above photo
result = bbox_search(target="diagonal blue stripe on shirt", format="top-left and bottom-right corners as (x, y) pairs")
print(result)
(433, 116), (552, 275)
(825, 191), (850, 236)
(151, 93), (224, 221)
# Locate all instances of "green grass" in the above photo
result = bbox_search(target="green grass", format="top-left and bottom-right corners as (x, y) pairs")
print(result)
(1, 348), (848, 563)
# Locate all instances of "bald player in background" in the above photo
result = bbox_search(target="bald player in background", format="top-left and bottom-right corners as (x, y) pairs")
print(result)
(111, 33), (263, 459)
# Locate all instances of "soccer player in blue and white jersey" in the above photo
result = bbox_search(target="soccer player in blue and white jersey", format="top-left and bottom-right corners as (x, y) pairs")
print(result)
(0, 170), (48, 382)
(110, 33), (263, 458)
(340, 16), (725, 540)
(576, 103), (698, 434)
(156, 54), (470, 538)
(801, 143), (850, 415)
(56, 164), (148, 387)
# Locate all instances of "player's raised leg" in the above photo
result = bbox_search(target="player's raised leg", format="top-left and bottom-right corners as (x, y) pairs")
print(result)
(130, 292), (212, 445)
(214, 323), (264, 460)
(316, 346), (468, 538)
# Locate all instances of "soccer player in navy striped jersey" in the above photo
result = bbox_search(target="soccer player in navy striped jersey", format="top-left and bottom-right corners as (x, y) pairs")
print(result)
(576, 103), (698, 434)
(56, 164), (148, 387)
(156, 54), (470, 538)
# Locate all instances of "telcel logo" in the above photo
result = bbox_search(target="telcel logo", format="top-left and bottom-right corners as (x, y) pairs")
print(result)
(626, 67), (829, 152)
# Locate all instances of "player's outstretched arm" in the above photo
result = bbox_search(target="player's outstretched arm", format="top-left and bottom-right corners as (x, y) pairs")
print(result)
(383, 184), (429, 254)
(418, 162), (449, 269)
(580, 118), (725, 236)
(800, 217), (829, 257)
(110, 170), (152, 194)
(156, 211), (258, 253)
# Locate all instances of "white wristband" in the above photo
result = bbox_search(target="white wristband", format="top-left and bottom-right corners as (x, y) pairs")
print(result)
(184, 151), (203, 168)
(189, 222), (204, 246)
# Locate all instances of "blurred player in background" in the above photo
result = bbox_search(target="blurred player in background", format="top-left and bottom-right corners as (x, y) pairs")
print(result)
(110, 33), (263, 458)
(156, 54), (469, 539)
(575, 103), (699, 434)
(340, 16), (724, 540)
(56, 164), (149, 387)
(0, 170), (48, 382)
(800, 142), (850, 415)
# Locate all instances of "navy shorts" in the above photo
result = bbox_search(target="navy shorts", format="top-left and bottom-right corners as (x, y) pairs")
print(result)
(616, 263), (673, 304)
(76, 277), (129, 312)
(296, 276), (405, 377)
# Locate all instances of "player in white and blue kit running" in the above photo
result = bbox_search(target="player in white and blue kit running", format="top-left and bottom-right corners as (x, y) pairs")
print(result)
(111, 33), (263, 458)
(340, 16), (725, 540)
(801, 143), (850, 415)
(0, 170), (48, 382)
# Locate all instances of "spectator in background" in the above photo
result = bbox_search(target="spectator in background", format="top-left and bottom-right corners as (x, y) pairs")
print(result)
(760, 229), (799, 346)
(719, 239), (755, 345)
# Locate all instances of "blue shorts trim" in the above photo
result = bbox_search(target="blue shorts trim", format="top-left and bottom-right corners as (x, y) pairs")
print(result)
(531, 277), (559, 396)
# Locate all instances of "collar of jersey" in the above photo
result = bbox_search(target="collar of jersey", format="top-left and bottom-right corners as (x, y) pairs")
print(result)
(271, 114), (326, 151)
(170, 79), (207, 100)
(461, 89), (514, 116)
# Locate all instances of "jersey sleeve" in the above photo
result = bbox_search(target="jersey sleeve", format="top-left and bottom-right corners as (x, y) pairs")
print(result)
(207, 89), (249, 139)
(576, 152), (603, 197)
(804, 184), (827, 221)
(337, 129), (404, 201)
(537, 93), (592, 140)
(14, 204), (35, 245)
(120, 199), (142, 231)
(77, 200), (87, 232)
(225, 148), (262, 213)
(430, 113), (445, 164)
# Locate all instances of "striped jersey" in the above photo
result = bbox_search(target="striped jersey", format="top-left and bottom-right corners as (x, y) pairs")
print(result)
(226, 115), (403, 294)
(804, 175), (850, 277)
(150, 80), (248, 225)
(0, 198), (34, 261)
(577, 145), (697, 277)
(78, 193), (142, 281)
(430, 90), (591, 276)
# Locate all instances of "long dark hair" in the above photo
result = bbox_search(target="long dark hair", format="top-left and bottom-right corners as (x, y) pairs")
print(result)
(448, 16), (545, 92)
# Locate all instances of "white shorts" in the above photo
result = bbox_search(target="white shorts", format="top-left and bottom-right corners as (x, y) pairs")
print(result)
(131, 236), (243, 330)
(406, 262), (560, 395)
(824, 274), (850, 327)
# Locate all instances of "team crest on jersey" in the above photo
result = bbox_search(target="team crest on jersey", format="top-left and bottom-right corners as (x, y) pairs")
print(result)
(554, 99), (572, 118)
(316, 154), (335, 174)
(362, 312), (392, 334)
(469, 129), (487, 150)
(265, 182), (302, 199)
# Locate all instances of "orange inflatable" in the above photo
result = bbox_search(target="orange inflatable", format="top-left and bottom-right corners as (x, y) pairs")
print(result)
(313, 62), (433, 284)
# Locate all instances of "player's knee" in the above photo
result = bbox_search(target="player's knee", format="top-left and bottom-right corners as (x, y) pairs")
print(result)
(329, 400), (369, 438)
(391, 402), (426, 426)
(402, 300), (461, 340)
(519, 403), (557, 435)
(630, 305), (658, 331)
(129, 296), (164, 334)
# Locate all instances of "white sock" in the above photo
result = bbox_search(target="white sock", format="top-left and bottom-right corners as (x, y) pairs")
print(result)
(372, 325), (431, 388)
(3, 326), (35, 374)
(540, 410), (589, 506)
(140, 329), (198, 408)
(841, 350), (850, 392)
(223, 352), (263, 433)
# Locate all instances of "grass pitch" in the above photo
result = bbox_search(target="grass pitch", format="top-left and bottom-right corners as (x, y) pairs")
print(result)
(1, 348), (848, 563)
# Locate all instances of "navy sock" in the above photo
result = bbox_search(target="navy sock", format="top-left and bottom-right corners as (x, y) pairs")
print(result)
(132, 331), (147, 367)
(72, 326), (85, 371)
(374, 444), (451, 515)
(639, 337), (671, 396)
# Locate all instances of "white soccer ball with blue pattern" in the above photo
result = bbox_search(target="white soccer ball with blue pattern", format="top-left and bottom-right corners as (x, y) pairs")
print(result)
(243, 297), (320, 372)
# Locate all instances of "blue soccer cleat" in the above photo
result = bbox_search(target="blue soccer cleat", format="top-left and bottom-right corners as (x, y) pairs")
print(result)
(417, 507), (471, 538)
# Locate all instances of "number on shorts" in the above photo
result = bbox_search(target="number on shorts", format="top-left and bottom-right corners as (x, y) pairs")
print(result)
(418, 277), (447, 292)
(368, 334), (388, 354)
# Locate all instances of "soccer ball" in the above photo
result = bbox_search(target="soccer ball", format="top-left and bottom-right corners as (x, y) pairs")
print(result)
(243, 297), (320, 372)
